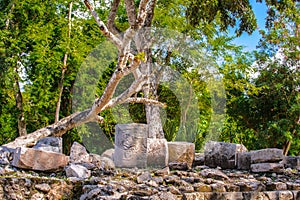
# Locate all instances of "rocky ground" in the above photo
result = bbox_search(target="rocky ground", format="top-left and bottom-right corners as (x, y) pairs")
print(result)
(0, 163), (300, 200)
(1, 138), (300, 200)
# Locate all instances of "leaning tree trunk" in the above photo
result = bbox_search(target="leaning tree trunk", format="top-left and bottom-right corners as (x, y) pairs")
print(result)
(5, 0), (165, 148)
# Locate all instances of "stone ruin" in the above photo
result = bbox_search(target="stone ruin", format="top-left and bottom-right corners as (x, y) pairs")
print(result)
(0, 123), (299, 199)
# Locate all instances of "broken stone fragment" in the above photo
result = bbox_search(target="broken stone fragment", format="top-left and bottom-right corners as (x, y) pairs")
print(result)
(204, 141), (247, 169)
(33, 137), (62, 153)
(65, 164), (91, 179)
(101, 148), (115, 160)
(168, 142), (195, 169)
(250, 148), (284, 164)
(199, 169), (229, 181)
(283, 156), (300, 169)
(69, 142), (90, 164)
(12, 147), (68, 171)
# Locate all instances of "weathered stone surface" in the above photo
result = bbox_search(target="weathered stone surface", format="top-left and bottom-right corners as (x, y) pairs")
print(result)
(193, 153), (204, 167)
(168, 142), (194, 169)
(237, 152), (251, 170)
(0, 146), (13, 165)
(283, 156), (300, 169)
(12, 147), (68, 171)
(113, 123), (148, 168)
(169, 162), (188, 170)
(266, 182), (287, 191)
(65, 164), (91, 179)
(147, 138), (168, 168)
(33, 137), (62, 153)
(89, 154), (115, 170)
(251, 163), (284, 173)
(154, 167), (170, 177)
(200, 169), (229, 181)
(70, 142), (90, 164)
(101, 148), (114, 160)
(193, 183), (212, 192)
(35, 183), (51, 193)
(137, 171), (152, 183)
(250, 148), (284, 164)
(204, 141), (247, 169)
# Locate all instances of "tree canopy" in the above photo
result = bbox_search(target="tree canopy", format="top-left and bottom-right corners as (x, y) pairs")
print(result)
(1, 0), (299, 155)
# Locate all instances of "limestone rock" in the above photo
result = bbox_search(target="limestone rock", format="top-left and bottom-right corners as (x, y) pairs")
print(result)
(168, 142), (194, 169)
(101, 148), (114, 160)
(12, 147), (68, 171)
(250, 148), (283, 164)
(90, 154), (115, 170)
(193, 153), (204, 167)
(237, 152), (251, 170)
(169, 162), (188, 170)
(65, 164), (91, 179)
(35, 183), (51, 193)
(69, 142), (90, 164)
(147, 138), (168, 168)
(283, 156), (300, 169)
(0, 146), (14, 165)
(137, 171), (152, 183)
(200, 169), (229, 181)
(33, 137), (62, 153)
(204, 141), (247, 169)
(251, 163), (284, 173)
(113, 123), (148, 168)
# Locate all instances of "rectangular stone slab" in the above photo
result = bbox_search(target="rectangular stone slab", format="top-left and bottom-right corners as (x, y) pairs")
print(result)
(147, 138), (168, 168)
(250, 148), (283, 164)
(113, 124), (148, 168)
(12, 147), (69, 171)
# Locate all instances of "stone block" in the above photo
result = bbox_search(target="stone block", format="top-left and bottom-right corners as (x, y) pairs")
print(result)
(168, 142), (195, 169)
(101, 148), (114, 160)
(204, 141), (247, 169)
(33, 137), (62, 153)
(113, 124), (148, 168)
(147, 138), (168, 168)
(12, 147), (68, 171)
(69, 142), (90, 164)
(283, 156), (300, 169)
(251, 163), (284, 173)
(237, 152), (251, 170)
(250, 148), (283, 164)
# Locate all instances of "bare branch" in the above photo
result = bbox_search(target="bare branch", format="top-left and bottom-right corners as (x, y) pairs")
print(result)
(103, 75), (148, 110)
(144, 0), (156, 27)
(122, 0), (150, 52)
(91, 56), (142, 114)
(84, 0), (123, 50)
(124, 0), (137, 27)
(107, 0), (121, 36)
(125, 97), (166, 107)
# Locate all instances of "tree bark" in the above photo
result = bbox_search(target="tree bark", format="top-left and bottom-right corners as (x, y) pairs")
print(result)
(13, 65), (27, 136)
(55, 1), (73, 122)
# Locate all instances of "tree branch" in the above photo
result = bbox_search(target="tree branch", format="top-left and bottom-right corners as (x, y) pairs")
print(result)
(107, 0), (121, 36)
(125, 97), (166, 107)
(84, 0), (123, 50)
(124, 0), (137, 27)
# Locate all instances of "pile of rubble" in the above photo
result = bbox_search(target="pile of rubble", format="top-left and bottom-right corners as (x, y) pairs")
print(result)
(0, 138), (299, 200)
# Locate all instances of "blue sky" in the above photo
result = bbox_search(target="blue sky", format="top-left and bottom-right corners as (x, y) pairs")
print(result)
(231, 0), (268, 51)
